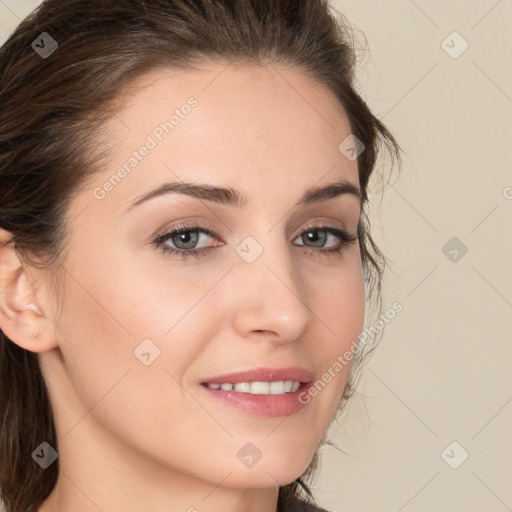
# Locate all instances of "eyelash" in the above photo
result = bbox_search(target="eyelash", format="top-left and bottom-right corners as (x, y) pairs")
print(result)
(151, 220), (359, 261)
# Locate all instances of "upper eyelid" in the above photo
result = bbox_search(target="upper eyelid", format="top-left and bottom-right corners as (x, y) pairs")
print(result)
(153, 222), (218, 243)
(154, 222), (354, 246)
(152, 223), (359, 263)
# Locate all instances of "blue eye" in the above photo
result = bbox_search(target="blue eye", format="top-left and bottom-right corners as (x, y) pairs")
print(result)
(293, 225), (358, 256)
(152, 221), (219, 261)
(152, 221), (358, 261)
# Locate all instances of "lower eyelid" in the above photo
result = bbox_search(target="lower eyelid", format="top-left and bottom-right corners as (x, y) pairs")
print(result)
(155, 226), (355, 258)
(161, 226), (337, 245)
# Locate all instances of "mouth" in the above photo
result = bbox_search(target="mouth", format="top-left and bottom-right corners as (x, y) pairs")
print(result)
(198, 367), (314, 417)
(201, 380), (302, 395)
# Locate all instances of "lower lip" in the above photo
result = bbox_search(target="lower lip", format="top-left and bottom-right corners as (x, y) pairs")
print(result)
(199, 383), (312, 417)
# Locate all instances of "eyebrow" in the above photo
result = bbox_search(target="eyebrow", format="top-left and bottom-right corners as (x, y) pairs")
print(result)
(125, 177), (362, 213)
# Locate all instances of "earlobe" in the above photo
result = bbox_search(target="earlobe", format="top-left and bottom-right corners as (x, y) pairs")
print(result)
(0, 228), (58, 353)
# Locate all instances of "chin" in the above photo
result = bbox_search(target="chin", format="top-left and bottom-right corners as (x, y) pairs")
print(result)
(217, 449), (316, 489)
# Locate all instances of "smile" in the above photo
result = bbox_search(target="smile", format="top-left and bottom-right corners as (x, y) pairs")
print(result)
(203, 380), (301, 395)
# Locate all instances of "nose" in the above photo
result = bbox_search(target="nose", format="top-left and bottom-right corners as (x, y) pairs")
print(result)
(229, 236), (315, 345)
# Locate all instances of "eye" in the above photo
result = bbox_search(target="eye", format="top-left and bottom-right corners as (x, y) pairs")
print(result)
(151, 221), (220, 261)
(293, 224), (359, 258)
(151, 222), (358, 261)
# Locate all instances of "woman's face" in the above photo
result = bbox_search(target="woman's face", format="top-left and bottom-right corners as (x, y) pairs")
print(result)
(40, 62), (365, 495)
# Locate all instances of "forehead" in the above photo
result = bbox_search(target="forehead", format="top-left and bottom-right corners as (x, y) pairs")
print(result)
(118, 60), (350, 125)
(107, 61), (353, 152)
(82, 61), (359, 215)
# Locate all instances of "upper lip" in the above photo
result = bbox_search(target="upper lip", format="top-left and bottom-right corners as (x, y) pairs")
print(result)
(201, 367), (315, 385)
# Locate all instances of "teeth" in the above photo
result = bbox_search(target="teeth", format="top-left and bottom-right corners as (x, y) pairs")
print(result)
(234, 382), (251, 393)
(206, 380), (301, 395)
(269, 381), (284, 394)
(251, 382), (269, 394)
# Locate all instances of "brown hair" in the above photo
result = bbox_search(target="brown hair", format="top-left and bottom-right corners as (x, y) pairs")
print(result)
(0, 0), (401, 510)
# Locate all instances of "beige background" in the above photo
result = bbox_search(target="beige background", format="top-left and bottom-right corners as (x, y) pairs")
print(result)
(1, 1), (511, 511)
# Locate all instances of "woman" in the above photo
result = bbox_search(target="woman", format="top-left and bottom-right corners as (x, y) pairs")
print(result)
(0, 0), (401, 511)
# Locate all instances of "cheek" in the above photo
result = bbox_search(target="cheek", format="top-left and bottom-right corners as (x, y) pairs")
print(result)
(312, 254), (366, 347)
(52, 259), (214, 463)
(54, 243), (219, 418)
(52, 273), (136, 416)
(303, 258), (365, 416)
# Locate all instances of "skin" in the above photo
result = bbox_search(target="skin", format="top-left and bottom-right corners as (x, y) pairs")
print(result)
(0, 61), (365, 512)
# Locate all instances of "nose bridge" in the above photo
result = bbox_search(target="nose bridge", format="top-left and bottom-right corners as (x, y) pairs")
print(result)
(230, 227), (313, 341)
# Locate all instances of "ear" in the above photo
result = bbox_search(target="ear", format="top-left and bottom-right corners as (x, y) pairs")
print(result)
(0, 228), (58, 353)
